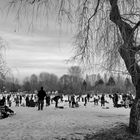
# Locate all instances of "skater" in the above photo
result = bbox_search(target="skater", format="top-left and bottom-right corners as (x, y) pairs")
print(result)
(87, 94), (90, 102)
(68, 95), (71, 107)
(30, 95), (35, 107)
(71, 95), (76, 108)
(113, 93), (119, 107)
(15, 95), (20, 107)
(37, 87), (46, 110)
(7, 95), (12, 107)
(20, 95), (22, 105)
(94, 94), (99, 105)
(46, 94), (50, 106)
(101, 94), (105, 107)
(52, 95), (61, 108)
(0, 98), (15, 119)
(25, 95), (30, 107)
(84, 96), (87, 106)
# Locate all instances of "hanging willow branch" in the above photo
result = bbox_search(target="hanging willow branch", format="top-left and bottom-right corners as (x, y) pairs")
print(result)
(7, 0), (140, 74)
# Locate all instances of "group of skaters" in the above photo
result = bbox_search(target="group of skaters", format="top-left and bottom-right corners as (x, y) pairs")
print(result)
(67, 93), (106, 108)
(67, 92), (134, 109)
(110, 92), (134, 108)
(0, 87), (135, 119)
(0, 93), (38, 108)
(0, 87), (59, 118)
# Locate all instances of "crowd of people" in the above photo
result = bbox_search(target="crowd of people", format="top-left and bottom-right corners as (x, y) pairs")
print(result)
(0, 86), (135, 119)
(67, 92), (134, 109)
(0, 96), (15, 119)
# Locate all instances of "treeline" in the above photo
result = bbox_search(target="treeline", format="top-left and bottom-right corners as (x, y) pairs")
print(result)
(87, 73), (135, 94)
(0, 66), (84, 94)
(0, 66), (135, 95)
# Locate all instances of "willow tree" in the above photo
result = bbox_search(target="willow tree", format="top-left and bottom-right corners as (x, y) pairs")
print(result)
(0, 37), (9, 81)
(9, 0), (140, 134)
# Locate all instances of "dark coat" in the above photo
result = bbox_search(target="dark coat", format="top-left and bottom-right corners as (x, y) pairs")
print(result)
(53, 96), (61, 102)
(38, 89), (46, 100)
(0, 99), (5, 106)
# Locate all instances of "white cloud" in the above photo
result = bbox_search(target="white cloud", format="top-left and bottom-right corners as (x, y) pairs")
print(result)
(0, 0), (76, 81)
(2, 28), (74, 81)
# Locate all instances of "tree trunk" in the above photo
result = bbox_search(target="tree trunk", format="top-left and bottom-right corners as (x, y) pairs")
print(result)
(129, 98), (140, 134)
(129, 80), (140, 134)
(109, 0), (140, 135)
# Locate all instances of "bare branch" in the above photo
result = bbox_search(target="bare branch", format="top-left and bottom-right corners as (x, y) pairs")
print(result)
(7, 0), (140, 82)
(133, 20), (140, 31)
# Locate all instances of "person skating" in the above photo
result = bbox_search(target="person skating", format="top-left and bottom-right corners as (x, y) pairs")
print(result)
(101, 94), (105, 107)
(15, 95), (20, 107)
(113, 93), (119, 107)
(0, 98), (15, 119)
(87, 94), (90, 102)
(52, 95), (61, 108)
(46, 94), (50, 106)
(84, 96), (87, 106)
(94, 94), (99, 105)
(7, 95), (12, 107)
(37, 87), (46, 110)
(25, 95), (30, 107)
(20, 95), (22, 105)
(71, 95), (76, 108)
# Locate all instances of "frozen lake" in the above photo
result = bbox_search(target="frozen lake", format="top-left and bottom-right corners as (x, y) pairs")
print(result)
(0, 100), (130, 140)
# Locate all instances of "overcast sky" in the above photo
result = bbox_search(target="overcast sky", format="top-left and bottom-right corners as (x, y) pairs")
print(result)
(0, 0), (75, 81)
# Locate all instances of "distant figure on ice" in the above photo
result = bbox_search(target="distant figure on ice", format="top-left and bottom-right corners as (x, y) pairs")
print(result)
(15, 95), (20, 107)
(37, 87), (46, 110)
(7, 95), (12, 107)
(84, 96), (87, 106)
(71, 95), (76, 108)
(101, 94), (105, 107)
(26, 95), (30, 107)
(94, 94), (99, 105)
(2, 96), (6, 105)
(52, 95), (61, 108)
(68, 95), (71, 107)
(20, 95), (22, 105)
(46, 94), (50, 106)
(30, 94), (35, 107)
(87, 94), (90, 102)
(113, 92), (119, 107)
(0, 98), (15, 119)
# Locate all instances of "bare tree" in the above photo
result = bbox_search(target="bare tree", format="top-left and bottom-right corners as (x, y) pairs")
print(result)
(30, 74), (38, 92)
(39, 72), (59, 91)
(23, 76), (31, 92)
(59, 73), (82, 94)
(7, 0), (140, 134)
(68, 66), (82, 78)
(0, 37), (9, 85)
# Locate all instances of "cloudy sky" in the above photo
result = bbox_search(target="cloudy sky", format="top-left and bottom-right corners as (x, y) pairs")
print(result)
(0, 0), (75, 81)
